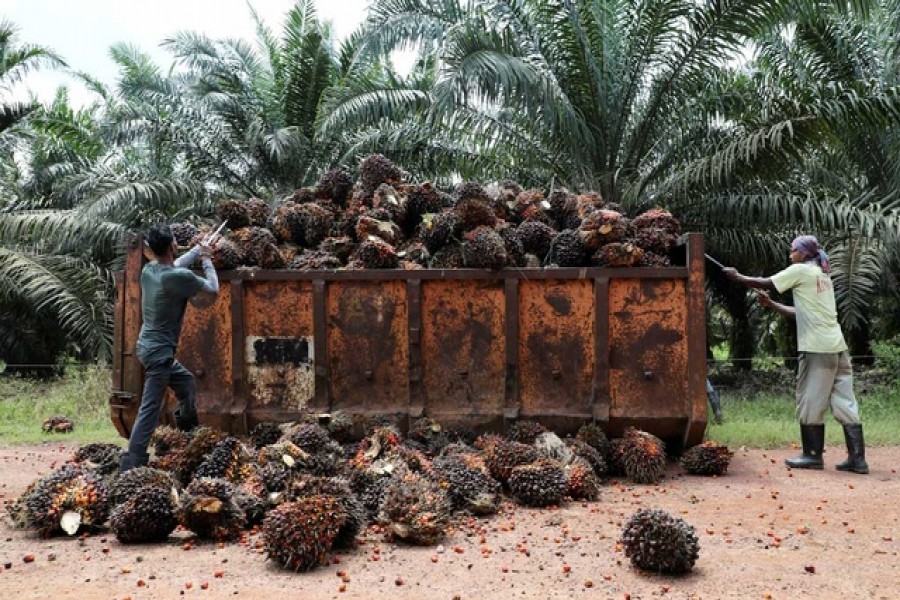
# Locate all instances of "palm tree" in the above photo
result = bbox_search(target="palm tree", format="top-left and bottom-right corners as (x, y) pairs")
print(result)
(325, 0), (900, 366)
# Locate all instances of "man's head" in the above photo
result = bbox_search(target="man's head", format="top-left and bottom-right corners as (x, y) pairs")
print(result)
(147, 224), (176, 258)
(790, 235), (830, 273)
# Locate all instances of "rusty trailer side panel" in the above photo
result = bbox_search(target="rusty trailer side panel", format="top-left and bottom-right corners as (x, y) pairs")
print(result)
(110, 234), (708, 448)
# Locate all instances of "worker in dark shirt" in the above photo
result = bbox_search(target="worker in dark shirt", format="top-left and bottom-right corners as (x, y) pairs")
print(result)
(119, 224), (219, 473)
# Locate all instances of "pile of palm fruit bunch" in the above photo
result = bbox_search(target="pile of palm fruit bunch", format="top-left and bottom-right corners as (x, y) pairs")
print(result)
(7, 417), (720, 572)
(170, 154), (682, 271)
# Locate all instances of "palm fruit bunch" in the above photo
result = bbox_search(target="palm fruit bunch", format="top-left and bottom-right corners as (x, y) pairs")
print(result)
(109, 467), (176, 507)
(517, 219), (556, 260)
(152, 425), (191, 458)
(249, 422), (283, 449)
(579, 209), (630, 250)
(620, 508), (700, 574)
(430, 243), (464, 268)
(640, 252), (671, 267)
(170, 222), (200, 247)
(397, 241), (430, 267)
(418, 211), (460, 254)
(358, 474), (391, 520)
(547, 229), (588, 267)
(289, 423), (331, 454)
(317, 168), (355, 206)
(268, 201), (303, 243)
(496, 222), (526, 267)
(263, 495), (346, 572)
(632, 208), (680, 256)
(372, 184), (407, 225)
(235, 472), (269, 526)
(454, 183), (497, 231)
(352, 425), (402, 469)
(291, 186), (317, 204)
(194, 437), (255, 483)
(594, 242), (645, 267)
(243, 197), (271, 227)
(356, 236), (399, 269)
(260, 462), (291, 494)
(606, 438), (628, 477)
(510, 189), (550, 224)
(356, 214), (402, 246)
(484, 440), (538, 483)
(41, 414), (74, 433)
(71, 443), (121, 476)
(564, 458), (602, 500)
(404, 182), (444, 232)
(231, 226), (280, 267)
(210, 238), (243, 270)
(110, 485), (179, 543)
(566, 438), (608, 476)
(359, 153), (403, 198)
(407, 417), (450, 457)
(462, 226), (508, 269)
(216, 198), (251, 229)
(287, 249), (342, 270)
(378, 468), (452, 545)
(295, 202), (335, 248)
(431, 455), (502, 516)
(284, 476), (365, 549)
(507, 420), (549, 445)
(178, 477), (246, 541)
(621, 428), (667, 484)
(507, 458), (568, 507)
(319, 236), (355, 263)
(18, 464), (109, 537)
(576, 422), (610, 457)
(173, 426), (227, 485)
(680, 441), (734, 476)
(548, 188), (579, 230)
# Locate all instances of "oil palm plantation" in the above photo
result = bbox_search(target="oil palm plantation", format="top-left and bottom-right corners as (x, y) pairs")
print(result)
(325, 0), (900, 364)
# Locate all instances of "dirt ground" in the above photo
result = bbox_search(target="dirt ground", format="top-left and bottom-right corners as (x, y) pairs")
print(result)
(1, 442), (898, 600)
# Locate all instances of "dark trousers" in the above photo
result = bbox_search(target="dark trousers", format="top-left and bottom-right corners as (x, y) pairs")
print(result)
(123, 356), (196, 467)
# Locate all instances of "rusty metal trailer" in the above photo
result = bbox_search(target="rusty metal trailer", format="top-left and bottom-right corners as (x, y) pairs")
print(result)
(110, 234), (708, 448)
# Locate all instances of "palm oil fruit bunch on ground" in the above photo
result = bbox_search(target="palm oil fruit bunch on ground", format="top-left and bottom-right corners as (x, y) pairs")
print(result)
(9, 418), (720, 576)
(621, 508), (700, 574)
(680, 440), (734, 475)
(170, 154), (682, 271)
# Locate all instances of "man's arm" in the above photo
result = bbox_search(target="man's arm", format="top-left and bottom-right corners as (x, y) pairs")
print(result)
(174, 245), (202, 269)
(721, 268), (776, 291)
(755, 290), (796, 319)
(196, 248), (219, 294)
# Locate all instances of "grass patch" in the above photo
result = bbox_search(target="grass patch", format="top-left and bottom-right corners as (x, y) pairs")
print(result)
(707, 384), (900, 448)
(0, 366), (121, 446)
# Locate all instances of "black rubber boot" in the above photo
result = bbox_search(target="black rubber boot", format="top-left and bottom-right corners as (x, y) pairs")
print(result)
(174, 409), (199, 432)
(118, 451), (149, 473)
(785, 424), (825, 470)
(835, 423), (869, 474)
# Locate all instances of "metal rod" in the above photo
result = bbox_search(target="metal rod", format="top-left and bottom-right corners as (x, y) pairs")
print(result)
(704, 253), (726, 270)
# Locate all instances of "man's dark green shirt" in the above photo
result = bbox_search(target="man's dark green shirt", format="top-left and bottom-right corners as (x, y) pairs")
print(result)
(135, 263), (207, 365)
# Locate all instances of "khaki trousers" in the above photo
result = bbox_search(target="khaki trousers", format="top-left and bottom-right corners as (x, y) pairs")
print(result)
(795, 351), (861, 425)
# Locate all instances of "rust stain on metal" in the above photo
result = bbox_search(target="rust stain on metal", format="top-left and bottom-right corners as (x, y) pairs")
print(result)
(421, 280), (505, 418)
(608, 279), (687, 418)
(244, 281), (313, 337)
(179, 284), (233, 412)
(519, 280), (595, 418)
(327, 281), (408, 413)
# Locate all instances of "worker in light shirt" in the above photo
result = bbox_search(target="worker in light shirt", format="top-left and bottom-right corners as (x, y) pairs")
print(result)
(722, 235), (868, 474)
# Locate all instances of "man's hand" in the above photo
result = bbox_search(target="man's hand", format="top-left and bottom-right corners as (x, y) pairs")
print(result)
(755, 290), (773, 308)
(721, 267), (741, 282)
(199, 243), (213, 260)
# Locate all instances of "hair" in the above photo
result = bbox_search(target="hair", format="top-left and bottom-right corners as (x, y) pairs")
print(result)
(147, 224), (175, 256)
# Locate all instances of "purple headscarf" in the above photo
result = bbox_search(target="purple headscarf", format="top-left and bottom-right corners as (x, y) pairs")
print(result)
(791, 235), (830, 274)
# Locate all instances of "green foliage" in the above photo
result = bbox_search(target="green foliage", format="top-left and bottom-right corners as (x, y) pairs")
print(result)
(708, 378), (900, 447)
(0, 365), (118, 445)
(872, 335), (900, 372)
